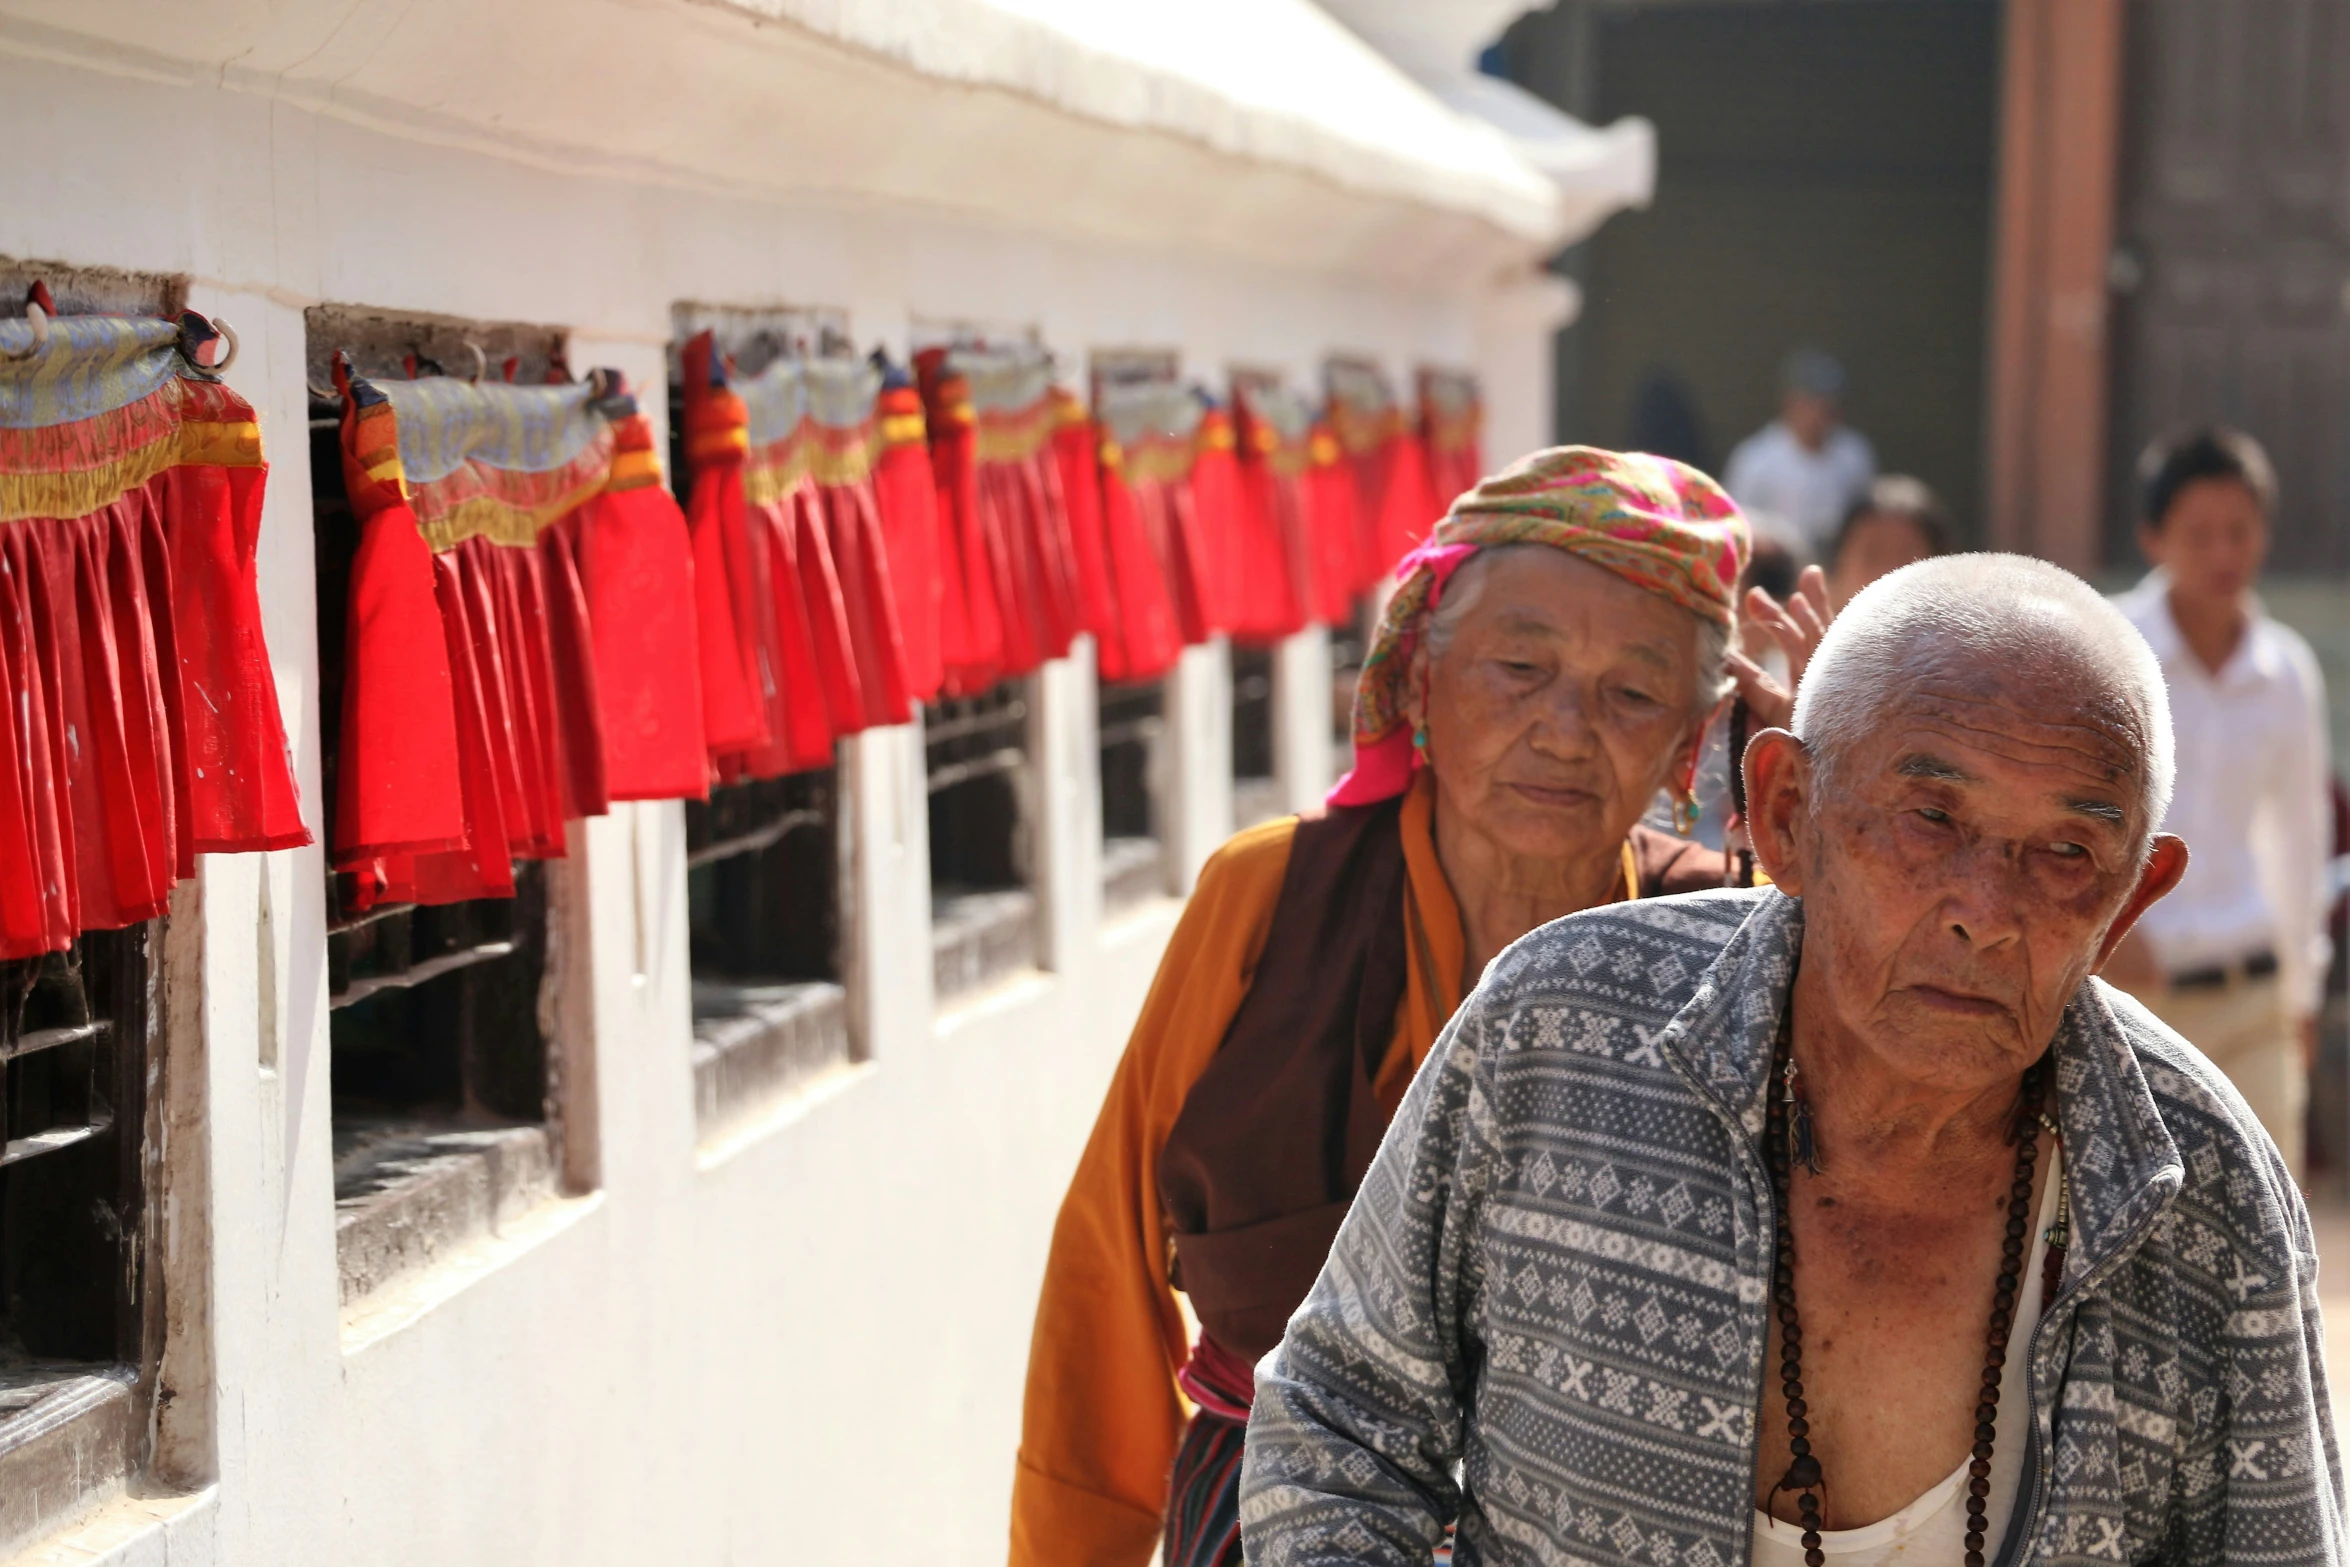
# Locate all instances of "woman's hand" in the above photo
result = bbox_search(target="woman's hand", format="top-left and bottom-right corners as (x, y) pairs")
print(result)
(1725, 564), (1833, 732)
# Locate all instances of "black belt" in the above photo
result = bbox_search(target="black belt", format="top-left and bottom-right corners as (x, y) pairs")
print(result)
(2171, 949), (2278, 991)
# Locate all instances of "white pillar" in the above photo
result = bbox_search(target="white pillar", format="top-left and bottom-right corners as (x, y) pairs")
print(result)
(1271, 626), (1335, 812)
(1474, 268), (1579, 471)
(841, 720), (932, 1057)
(1026, 650), (1098, 972)
(1163, 638), (1235, 894)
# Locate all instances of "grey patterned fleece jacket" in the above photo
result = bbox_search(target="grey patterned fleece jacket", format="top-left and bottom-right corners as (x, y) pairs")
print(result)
(1240, 889), (2345, 1566)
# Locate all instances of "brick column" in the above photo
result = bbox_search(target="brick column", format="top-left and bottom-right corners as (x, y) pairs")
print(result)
(1984, 0), (2124, 572)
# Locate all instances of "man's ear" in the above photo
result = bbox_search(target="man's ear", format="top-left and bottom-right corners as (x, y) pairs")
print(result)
(1742, 728), (1811, 895)
(2096, 834), (2189, 969)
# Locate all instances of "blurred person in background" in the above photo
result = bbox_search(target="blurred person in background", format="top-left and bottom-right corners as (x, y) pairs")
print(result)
(1625, 367), (1712, 473)
(1826, 473), (1951, 609)
(2105, 427), (2332, 1183)
(1724, 347), (1876, 554)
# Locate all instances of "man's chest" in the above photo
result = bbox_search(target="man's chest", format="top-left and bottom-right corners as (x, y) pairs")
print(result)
(1754, 1180), (2039, 1524)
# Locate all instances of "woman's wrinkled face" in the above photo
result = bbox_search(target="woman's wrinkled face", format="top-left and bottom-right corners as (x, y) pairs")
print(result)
(1411, 549), (1710, 864)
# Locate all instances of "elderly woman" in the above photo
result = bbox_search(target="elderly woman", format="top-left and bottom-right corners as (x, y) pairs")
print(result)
(1008, 449), (1753, 1567)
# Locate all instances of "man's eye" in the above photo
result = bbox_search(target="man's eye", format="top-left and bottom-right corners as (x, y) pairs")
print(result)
(1917, 806), (1951, 824)
(1614, 687), (1659, 707)
(2047, 841), (2088, 859)
(1498, 660), (1541, 677)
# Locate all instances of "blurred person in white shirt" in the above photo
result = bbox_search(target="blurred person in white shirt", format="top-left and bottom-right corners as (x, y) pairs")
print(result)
(2105, 426), (2332, 1182)
(1724, 348), (1876, 554)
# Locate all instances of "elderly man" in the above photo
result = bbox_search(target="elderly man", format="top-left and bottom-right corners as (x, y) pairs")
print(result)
(1242, 555), (2343, 1566)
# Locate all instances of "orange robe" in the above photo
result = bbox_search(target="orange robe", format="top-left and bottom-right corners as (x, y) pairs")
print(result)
(1009, 781), (1468, 1567)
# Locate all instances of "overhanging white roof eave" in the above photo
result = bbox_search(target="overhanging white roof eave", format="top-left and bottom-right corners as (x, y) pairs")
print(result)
(0, 0), (1594, 278)
(708, 0), (1575, 247)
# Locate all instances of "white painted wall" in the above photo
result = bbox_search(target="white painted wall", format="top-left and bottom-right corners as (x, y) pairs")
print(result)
(0, 3), (1595, 1560)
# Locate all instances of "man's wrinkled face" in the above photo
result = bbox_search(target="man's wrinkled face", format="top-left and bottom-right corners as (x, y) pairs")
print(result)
(1776, 664), (2157, 1086)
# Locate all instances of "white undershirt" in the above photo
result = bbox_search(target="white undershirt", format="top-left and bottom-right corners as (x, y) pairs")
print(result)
(1749, 1150), (2061, 1567)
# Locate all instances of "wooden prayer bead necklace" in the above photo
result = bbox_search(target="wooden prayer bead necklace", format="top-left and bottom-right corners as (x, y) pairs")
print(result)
(1763, 1031), (2050, 1567)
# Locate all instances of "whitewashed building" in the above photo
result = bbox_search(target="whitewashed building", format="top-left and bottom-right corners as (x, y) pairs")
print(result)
(0, 2), (1648, 1562)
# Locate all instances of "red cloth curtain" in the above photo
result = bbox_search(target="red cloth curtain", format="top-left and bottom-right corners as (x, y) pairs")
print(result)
(1417, 366), (1485, 517)
(1180, 401), (1243, 642)
(874, 371), (946, 704)
(333, 363), (703, 910)
(1376, 428), (1442, 574)
(1091, 464), (1187, 685)
(574, 415), (708, 802)
(1050, 389), (1123, 657)
(0, 313), (307, 959)
(1232, 378), (1362, 640)
(1304, 420), (1365, 622)
(680, 333), (915, 780)
(914, 352), (1006, 697)
(1092, 380), (1226, 676)
(937, 346), (1082, 684)
(1324, 360), (1439, 590)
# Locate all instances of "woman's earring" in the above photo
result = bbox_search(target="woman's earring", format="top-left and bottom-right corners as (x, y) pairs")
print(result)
(1412, 723), (1429, 755)
(1673, 792), (1701, 837)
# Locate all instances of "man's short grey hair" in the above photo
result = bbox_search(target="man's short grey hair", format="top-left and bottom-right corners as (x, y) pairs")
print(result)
(1790, 553), (2174, 843)
(1425, 543), (1734, 720)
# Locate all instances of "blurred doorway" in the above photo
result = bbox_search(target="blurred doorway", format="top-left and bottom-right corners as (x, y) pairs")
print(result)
(1499, 0), (2002, 541)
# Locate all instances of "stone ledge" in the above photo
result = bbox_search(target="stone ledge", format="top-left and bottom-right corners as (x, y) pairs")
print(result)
(0, 1368), (133, 1560)
(932, 887), (1040, 1008)
(691, 980), (851, 1140)
(5, 1485), (215, 1567)
(332, 1120), (556, 1309)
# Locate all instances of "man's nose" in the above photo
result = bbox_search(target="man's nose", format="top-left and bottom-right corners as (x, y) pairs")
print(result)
(1942, 845), (2027, 950)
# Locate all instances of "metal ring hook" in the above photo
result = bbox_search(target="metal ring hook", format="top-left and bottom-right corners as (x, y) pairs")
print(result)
(1, 301), (49, 364)
(177, 311), (238, 378)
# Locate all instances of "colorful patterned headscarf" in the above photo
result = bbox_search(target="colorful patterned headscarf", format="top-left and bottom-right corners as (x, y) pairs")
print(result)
(1331, 445), (1749, 806)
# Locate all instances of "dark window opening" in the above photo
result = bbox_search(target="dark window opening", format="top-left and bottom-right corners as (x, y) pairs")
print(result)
(1, 931), (149, 1359)
(1099, 679), (1167, 912)
(927, 683), (1038, 1001)
(1232, 646), (1282, 829)
(325, 872), (549, 1124)
(927, 684), (1031, 894)
(685, 774), (851, 1129)
(309, 308), (568, 1301)
(688, 773), (838, 984)
(0, 927), (157, 1516)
